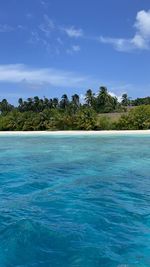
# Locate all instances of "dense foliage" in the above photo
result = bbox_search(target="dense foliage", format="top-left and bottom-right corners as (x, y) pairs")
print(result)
(116, 105), (150, 130)
(131, 97), (150, 106)
(0, 87), (150, 130)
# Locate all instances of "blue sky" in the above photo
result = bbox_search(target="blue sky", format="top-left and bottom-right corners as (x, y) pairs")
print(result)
(0, 0), (150, 104)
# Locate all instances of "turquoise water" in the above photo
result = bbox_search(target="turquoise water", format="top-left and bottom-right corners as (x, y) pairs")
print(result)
(0, 134), (150, 267)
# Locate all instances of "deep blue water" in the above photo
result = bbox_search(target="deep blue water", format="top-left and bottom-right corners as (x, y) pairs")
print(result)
(0, 134), (150, 267)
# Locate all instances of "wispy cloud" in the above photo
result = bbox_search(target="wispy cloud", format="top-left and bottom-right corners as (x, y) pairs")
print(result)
(0, 64), (135, 100)
(28, 14), (83, 55)
(40, 0), (49, 8)
(26, 13), (34, 20)
(62, 26), (83, 38)
(0, 64), (90, 88)
(99, 10), (150, 51)
(29, 9), (150, 54)
(57, 37), (63, 45)
(39, 15), (55, 37)
(72, 45), (81, 52)
(0, 24), (26, 33)
(35, 9), (150, 54)
(17, 25), (27, 31)
(66, 45), (81, 54)
(29, 31), (40, 44)
(29, 30), (59, 55)
(0, 24), (14, 33)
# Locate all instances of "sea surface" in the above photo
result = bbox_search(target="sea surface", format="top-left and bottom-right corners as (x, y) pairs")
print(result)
(0, 134), (150, 267)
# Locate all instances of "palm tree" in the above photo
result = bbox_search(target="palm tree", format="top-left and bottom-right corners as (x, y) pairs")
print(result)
(97, 86), (114, 112)
(18, 98), (24, 112)
(33, 96), (40, 112)
(27, 97), (34, 111)
(72, 94), (80, 107)
(60, 94), (69, 109)
(97, 87), (108, 105)
(85, 89), (95, 107)
(18, 98), (23, 106)
(48, 98), (53, 109)
(52, 98), (59, 108)
(121, 94), (130, 106)
(0, 99), (14, 114)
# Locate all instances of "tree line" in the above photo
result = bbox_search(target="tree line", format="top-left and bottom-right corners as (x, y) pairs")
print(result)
(0, 86), (150, 130)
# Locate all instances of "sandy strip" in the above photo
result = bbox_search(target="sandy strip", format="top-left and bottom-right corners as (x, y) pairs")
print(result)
(0, 130), (150, 136)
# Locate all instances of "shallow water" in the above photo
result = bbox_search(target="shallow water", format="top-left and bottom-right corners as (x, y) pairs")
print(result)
(0, 134), (150, 267)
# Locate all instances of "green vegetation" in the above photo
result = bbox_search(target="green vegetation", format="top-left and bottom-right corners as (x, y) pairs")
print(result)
(116, 105), (150, 130)
(0, 87), (150, 130)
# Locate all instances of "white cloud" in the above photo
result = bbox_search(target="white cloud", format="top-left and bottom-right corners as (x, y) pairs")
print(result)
(108, 91), (123, 103)
(0, 64), (90, 88)
(131, 34), (147, 49)
(63, 26), (83, 38)
(79, 91), (124, 104)
(99, 36), (132, 52)
(99, 10), (150, 51)
(134, 10), (150, 37)
(0, 65), (133, 102)
(80, 94), (85, 104)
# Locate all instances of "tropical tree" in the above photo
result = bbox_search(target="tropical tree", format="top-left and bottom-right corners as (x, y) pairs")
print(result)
(59, 94), (69, 109)
(121, 93), (130, 106)
(75, 107), (97, 130)
(116, 105), (150, 130)
(96, 87), (117, 113)
(85, 89), (95, 107)
(72, 94), (80, 107)
(52, 98), (59, 109)
(0, 99), (14, 114)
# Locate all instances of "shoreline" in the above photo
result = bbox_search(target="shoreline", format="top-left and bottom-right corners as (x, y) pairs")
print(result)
(0, 130), (150, 136)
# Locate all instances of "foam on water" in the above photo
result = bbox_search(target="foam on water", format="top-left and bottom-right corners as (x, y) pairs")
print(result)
(0, 135), (150, 266)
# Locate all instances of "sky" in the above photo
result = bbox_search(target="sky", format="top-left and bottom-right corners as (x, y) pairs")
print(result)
(0, 0), (150, 104)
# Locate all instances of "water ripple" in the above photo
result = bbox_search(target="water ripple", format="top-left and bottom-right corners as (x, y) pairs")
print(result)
(0, 135), (150, 266)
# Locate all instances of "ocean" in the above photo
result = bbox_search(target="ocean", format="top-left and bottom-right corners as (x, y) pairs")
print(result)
(0, 134), (150, 267)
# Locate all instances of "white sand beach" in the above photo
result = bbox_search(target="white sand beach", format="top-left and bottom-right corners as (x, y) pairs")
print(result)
(0, 130), (150, 136)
